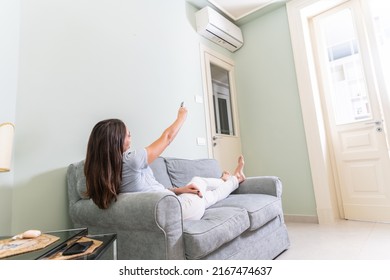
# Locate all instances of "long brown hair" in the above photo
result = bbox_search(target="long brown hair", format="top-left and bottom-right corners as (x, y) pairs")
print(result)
(84, 119), (126, 209)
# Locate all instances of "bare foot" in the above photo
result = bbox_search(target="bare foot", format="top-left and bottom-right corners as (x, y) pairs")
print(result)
(234, 155), (246, 183)
(221, 171), (230, 181)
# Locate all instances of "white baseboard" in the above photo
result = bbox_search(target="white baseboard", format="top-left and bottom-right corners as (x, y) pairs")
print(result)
(284, 214), (319, 224)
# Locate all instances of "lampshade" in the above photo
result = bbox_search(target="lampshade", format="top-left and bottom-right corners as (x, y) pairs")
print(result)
(0, 122), (15, 172)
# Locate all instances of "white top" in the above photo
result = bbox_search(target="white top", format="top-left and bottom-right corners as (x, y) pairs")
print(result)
(120, 148), (165, 193)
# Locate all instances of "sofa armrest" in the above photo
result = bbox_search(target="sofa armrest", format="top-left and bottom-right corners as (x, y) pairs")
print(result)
(70, 191), (181, 228)
(233, 176), (282, 198)
(69, 190), (185, 259)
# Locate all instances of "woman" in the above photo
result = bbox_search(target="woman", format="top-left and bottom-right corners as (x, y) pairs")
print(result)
(84, 104), (245, 220)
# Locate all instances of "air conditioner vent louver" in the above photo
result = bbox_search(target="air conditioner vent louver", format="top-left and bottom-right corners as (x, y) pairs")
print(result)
(195, 6), (244, 52)
(204, 29), (239, 49)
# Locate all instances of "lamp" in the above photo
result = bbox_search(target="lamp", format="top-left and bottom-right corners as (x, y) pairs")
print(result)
(0, 122), (15, 172)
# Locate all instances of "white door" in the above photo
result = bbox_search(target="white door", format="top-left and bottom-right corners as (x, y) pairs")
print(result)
(200, 47), (242, 173)
(311, 0), (390, 222)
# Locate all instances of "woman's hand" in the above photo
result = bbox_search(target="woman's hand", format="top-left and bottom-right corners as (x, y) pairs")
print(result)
(178, 105), (188, 121)
(175, 183), (202, 197)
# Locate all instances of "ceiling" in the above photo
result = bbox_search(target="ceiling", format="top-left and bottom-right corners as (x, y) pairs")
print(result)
(186, 0), (287, 24)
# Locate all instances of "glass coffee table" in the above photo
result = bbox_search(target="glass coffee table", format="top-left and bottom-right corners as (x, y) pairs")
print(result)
(1, 228), (117, 260)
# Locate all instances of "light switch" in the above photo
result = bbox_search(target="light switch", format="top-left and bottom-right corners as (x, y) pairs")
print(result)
(195, 95), (203, 104)
(197, 137), (206, 146)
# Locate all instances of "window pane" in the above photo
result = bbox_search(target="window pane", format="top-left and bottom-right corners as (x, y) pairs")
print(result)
(210, 64), (235, 135)
(322, 8), (372, 125)
(218, 98), (230, 134)
(370, 0), (390, 95)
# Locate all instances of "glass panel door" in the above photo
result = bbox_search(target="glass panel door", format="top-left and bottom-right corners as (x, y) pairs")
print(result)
(311, 0), (390, 222)
(201, 47), (242, 173)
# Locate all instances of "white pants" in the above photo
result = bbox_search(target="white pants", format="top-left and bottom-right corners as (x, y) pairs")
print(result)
(177, 176), (239, 220)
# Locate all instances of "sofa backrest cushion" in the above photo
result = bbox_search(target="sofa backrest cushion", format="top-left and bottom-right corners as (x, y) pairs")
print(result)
(71, 158), (173, 197)
(68, 157), (220, 199)
(164, 158), (222, 187)
(149, 157), (172, 188)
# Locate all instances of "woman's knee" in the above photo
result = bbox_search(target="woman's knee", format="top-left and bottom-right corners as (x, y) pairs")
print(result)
(189, 177), (207, 193)
(179, 193), (205, 220)
(189, 176), (203, 184)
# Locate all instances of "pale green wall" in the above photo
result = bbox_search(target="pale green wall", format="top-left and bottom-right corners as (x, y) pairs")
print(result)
(7, 0), (215, 234)
(0, 0), (19, 235)
(234, 6), (317, 216)
(0, 1), (317, 235)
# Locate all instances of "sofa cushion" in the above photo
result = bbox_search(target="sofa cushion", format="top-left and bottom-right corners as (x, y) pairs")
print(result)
(210, 194), (282, 231)
(182, 207), (249, 259)
(149, 157), (172, 188)
(165, 158), (222, 187)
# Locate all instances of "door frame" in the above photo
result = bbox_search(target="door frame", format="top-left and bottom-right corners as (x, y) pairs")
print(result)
(287, 0), (390, 224)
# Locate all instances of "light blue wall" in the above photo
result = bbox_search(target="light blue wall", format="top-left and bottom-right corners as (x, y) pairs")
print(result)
(234, 6), (317, 216)
(0, 1), (317, 235)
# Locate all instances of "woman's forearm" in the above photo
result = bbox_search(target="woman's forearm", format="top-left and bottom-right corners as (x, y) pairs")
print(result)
(162, 113), (186, 145)
(146, 106), (187, 164)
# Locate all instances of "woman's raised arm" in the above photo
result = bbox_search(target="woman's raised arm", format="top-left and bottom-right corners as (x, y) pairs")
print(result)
(146, 105), (187, 164)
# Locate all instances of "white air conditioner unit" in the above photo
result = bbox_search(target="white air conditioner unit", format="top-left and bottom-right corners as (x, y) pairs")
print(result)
(195, 6), (244, 52)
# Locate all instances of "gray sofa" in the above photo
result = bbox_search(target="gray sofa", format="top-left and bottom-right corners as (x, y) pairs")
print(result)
(66, 157), (290, 259)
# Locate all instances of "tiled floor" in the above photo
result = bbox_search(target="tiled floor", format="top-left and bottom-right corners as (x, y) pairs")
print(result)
(276, 219), (390, 259)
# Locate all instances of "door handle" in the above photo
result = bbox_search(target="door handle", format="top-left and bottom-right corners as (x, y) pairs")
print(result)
(212, 136), (220, 141)
(364, 120), (382, 126)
